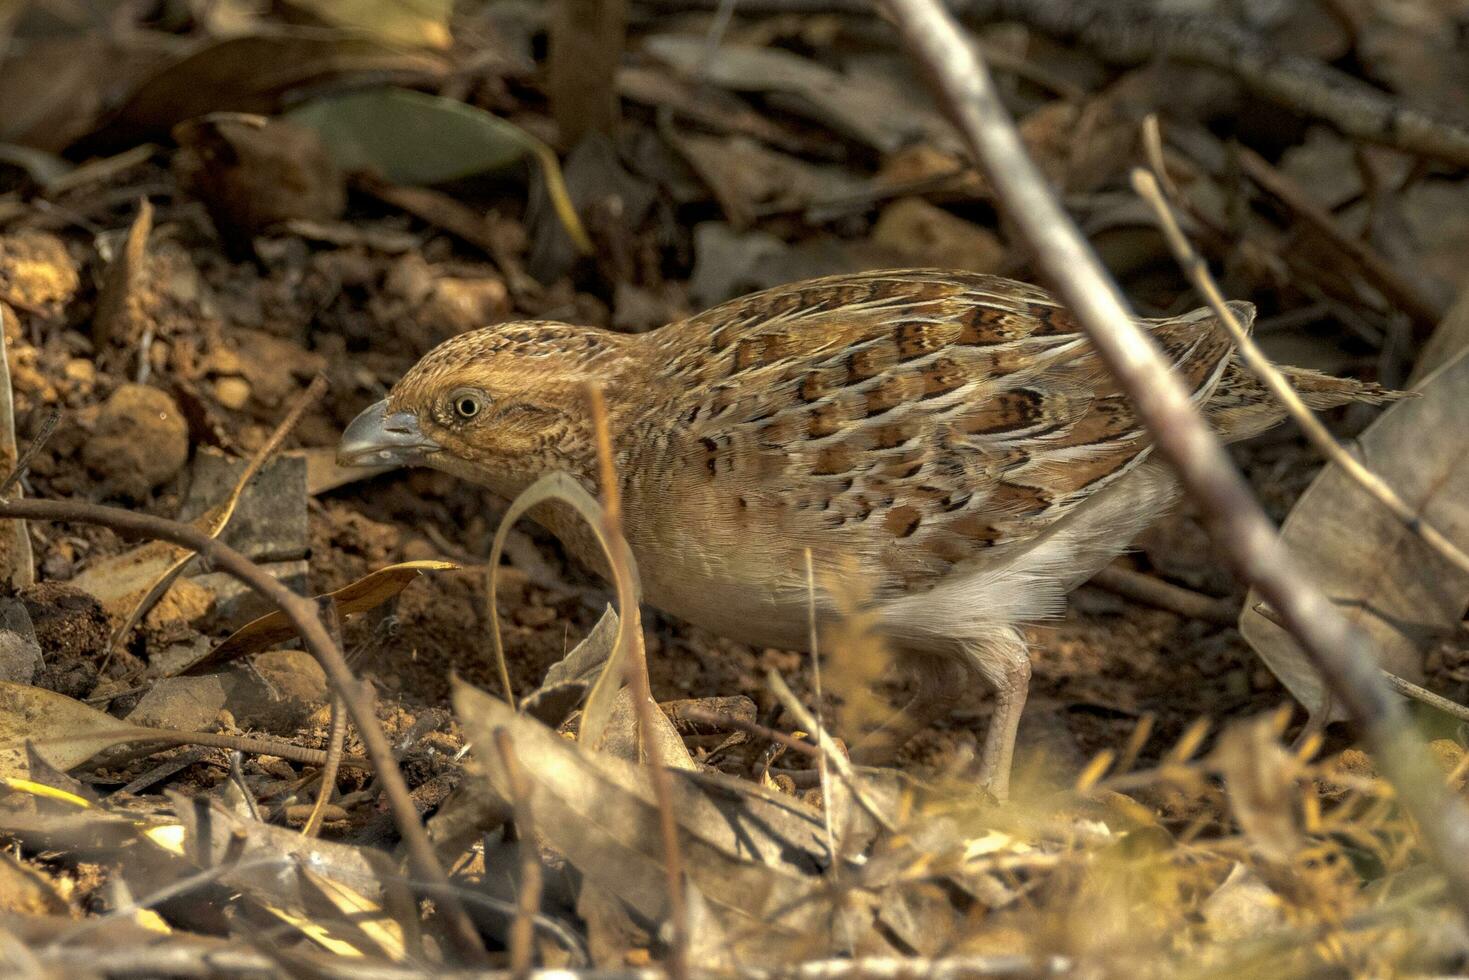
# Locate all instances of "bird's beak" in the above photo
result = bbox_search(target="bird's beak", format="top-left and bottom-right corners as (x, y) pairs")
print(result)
(337, 400), (440, 467)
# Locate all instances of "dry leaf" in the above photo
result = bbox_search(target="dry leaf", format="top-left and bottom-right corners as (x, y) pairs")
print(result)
(452, 677), (867, 967)
(183, 559), (459, 674)
(1240, 348), (1469, 719)
(0, 682), (141, 779)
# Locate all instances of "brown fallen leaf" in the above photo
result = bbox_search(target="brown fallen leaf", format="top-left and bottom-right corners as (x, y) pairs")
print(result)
(1240, 347), (1469, 720)
(181, 559), (460, 674)
(452, 676), (877, 968)
(0, 682), (136, 779)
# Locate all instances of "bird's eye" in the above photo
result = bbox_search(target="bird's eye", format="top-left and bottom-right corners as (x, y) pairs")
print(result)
(449, 390), (484, 420)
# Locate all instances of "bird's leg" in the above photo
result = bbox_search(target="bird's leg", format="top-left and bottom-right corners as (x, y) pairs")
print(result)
(847, 652), (971, 765)
(962, 631), (1031, 801)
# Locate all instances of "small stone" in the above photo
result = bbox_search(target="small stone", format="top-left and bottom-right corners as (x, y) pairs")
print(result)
(126, 674), (235, 731)
(400, 538), (439, 563)
(19, 583), (110, 663)
(0, 598), (42, 684)
(213, 376), (251, 411)
(63, 358), (96, 386)
(415, 276), (511, 345)
(142, 578), (216, 631)
(225, 649), (328, 730)
(82, 384), (189, 499)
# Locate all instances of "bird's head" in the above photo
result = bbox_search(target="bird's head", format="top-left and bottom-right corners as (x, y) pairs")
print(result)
(337, 322), (638, 496)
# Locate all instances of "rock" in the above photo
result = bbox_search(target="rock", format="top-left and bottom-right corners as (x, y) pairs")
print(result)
(82, 384), (189, 499)
(232, 330), (325, 410)
(424, 277), (510, 335)
(141, 578), (216, 632)
(225, 649), (328, 730)
(125, 674), (235, 731)
(213, 376), (251, 411)
(0, 598), (41, 684)
(20, 582), (112, 698)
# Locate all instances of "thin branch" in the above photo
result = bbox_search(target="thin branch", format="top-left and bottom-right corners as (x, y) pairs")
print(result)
(1087, 562), (1238, 626)
(0, 496), (489, 964)
(1252, 601), (1469, 725)
(1232, 142), (1443, 334)
(878, 0), (1469, 919)
(584, 384), (688, 979)
(680, 708), (822, 760)
(1132, 149), (1469, 582)
(803, 548), (837, 858)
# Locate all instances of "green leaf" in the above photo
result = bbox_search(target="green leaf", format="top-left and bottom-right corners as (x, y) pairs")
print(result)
(288, 87), (592, 252)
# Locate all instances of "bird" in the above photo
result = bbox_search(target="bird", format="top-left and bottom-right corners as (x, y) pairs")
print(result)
(339, 268), (1397, 798)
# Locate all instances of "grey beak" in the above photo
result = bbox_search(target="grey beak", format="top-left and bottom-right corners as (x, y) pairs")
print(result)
(337, 400), (439, 467)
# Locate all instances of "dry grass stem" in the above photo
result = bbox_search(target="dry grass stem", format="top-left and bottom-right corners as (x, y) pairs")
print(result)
(585, 382), (688, 979)
(766, 671), (895, 833)
(804, 548), (837, 857)
(301, 597), (349, 839)
(0, 406), (58, 501)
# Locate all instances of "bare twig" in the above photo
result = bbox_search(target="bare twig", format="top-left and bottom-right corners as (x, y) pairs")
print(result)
(227, 751), (263, 821)
(61, 726), (370, 770)
(680, 708), (822, 760)
(0, 496), (488, 964)
(1088, 562), (1238, 626)
(879, 0), (1469, 918)
(1132, 150), (1469, 582)
(1251, 601), (1469, 725)
(548, 0), (628, 144)
(804, 548), (837, 857)
(494, 728), (543, 980)
(584, 384), (688, 979)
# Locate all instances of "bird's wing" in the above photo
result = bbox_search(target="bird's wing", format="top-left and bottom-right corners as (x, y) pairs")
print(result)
(652, 269), (1236, 593)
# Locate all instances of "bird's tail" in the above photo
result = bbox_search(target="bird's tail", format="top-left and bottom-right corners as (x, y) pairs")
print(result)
(1205, 357), (1407, 443)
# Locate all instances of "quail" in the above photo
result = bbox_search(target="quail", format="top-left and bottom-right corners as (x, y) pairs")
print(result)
(340, 269), (1396, 797)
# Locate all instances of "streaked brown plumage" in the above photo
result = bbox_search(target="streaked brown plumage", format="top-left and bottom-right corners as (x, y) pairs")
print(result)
(340, 269), (1397, 797)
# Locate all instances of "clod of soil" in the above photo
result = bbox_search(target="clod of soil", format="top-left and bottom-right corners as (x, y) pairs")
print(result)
(19, 583), (111, 698)
(0, 229), (80, 311)
(81, 383), (190, 498)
